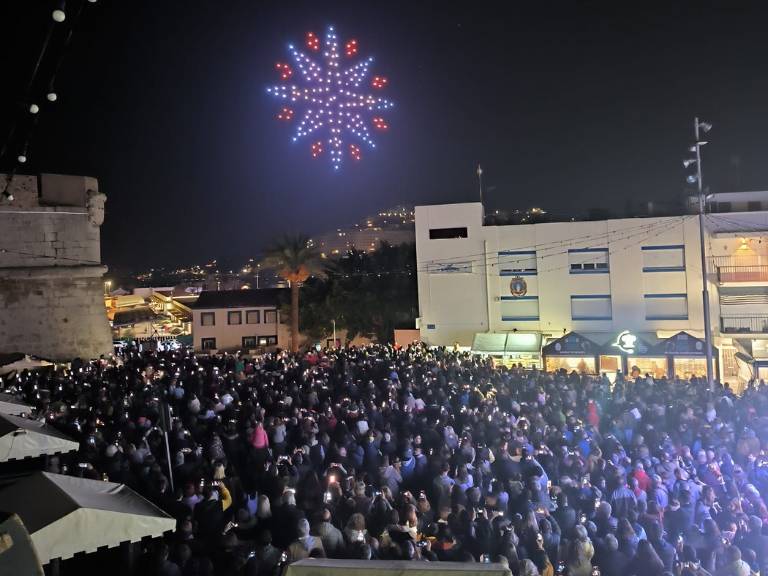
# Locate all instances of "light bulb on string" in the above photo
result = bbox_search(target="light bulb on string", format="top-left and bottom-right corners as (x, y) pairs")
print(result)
(29, 104), (39, 114)
(46, 91), (57, 102)
(52, 1), (66, 22)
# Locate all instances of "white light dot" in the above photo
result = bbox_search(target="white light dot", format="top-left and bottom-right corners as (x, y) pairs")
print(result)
(52, 9), (66, 22)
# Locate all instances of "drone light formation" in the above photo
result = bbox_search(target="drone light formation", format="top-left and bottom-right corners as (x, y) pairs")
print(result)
(266, 26), (394, 170)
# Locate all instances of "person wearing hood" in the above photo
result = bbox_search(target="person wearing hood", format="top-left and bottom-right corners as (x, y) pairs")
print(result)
(288, 518), (325, 561)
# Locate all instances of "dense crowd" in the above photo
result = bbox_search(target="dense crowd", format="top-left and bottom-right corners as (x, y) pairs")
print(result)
(5, 343), (768, 576)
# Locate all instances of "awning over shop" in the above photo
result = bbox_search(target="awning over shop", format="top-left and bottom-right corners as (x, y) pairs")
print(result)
(0, 414), (79, 462)
(471, 332), (541, 355)
(542, 332), (600, 356)
(0, 393), (34, 417)
(286, 559), (510, 576)
(0, 472), (176, 565)
(653, 331), (717, 356)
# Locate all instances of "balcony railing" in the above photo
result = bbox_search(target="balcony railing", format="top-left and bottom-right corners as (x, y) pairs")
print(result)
(721, 315), (768, 334)
(716, 265), (768, 283)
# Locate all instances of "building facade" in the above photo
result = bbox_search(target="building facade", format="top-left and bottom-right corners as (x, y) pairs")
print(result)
(0, 174), (112, 360)
(189, 289), (288, 352)
(416, 200), (768, 386)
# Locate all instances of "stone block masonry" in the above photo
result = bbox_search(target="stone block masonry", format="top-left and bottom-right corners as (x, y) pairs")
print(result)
(0, 174), (111, 360)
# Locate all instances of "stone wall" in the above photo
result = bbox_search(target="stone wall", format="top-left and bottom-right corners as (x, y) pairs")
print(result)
(0, 173), (111, 360)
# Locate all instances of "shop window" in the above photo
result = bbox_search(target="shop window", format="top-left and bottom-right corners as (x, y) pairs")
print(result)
(628, 357), (668, 379)
(246, 310), (261, 324)
(258, 335), (278, 346)
(264, 310), (278, 323)
(242, 336), (257, 349)
(599, 355), (620, 373)
(429, 227), (468, 240)
(568, 249), (609, 273)
(500, 296), (539, 321)
(200, 312), (215, 326)
(201, 338), (216, 350)
(544, 356), (596, 374)
(642, 245), (685, 272)
(571, 295), (612, 320)
(499, 251), (537, 276)
(645, 294), (688, 320)
(228, 311), (242, 325)
(674, 357), (708, 379)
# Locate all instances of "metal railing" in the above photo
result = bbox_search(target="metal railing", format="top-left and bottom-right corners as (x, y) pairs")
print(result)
(721, 315), (768, 334)
(716, 265), (768, 283)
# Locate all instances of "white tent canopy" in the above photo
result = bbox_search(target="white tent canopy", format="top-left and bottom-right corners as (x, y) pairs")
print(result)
(0, 472), (176, 565)
(0, 355), (53, 376)
(0, 414), (79, 462)
(0, 393), (34, 417)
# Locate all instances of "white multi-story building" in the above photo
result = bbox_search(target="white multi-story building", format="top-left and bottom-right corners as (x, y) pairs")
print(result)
(415, 197), (768, 387)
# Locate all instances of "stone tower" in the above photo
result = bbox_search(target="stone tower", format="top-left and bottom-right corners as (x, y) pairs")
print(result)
(0, 173), (112, 360)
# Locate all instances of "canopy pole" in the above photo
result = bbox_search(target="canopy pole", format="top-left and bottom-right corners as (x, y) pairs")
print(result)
(121, 541), (135, 576)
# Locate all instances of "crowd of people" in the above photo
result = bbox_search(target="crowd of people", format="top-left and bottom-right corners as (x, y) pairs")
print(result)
(4, 342), (768, 576)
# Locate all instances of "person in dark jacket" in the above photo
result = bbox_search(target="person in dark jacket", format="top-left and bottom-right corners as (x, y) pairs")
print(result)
(647, 520), (676, 572)
(596, 534), (630, 576)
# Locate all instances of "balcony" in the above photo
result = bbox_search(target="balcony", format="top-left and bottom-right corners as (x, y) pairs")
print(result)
(721, 315), (768, 334)
(717, 266), (768, 283)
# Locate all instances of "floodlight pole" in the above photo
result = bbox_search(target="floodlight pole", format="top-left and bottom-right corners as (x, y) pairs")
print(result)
(694, 117), (715, 390)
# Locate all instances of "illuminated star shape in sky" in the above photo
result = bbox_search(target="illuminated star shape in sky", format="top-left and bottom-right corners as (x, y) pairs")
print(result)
(267, 26), (394, 170)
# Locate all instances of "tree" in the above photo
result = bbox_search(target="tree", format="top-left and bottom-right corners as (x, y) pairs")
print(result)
(298, 242), (418, 344)
(262, 235), (321, 352)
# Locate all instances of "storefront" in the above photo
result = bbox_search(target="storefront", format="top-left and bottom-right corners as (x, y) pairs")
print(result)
(656, 331), (719, 380)
(471, 332), (542, 368)
(603, 330), (667, 379)
(542, 332), (600, 374)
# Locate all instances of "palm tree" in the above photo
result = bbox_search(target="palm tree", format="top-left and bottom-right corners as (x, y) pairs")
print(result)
(262, 235), (321, 352)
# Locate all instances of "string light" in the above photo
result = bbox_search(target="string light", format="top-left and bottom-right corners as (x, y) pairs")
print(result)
(29, 104), (40, 114)
(52, 1), (66, 22)
(267, 26), (394, 170)
(46, 91), (58, 102)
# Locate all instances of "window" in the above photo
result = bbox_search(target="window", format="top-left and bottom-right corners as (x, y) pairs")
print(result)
(674, 357), (707, 379)
(201, 338), (216, 350)
(246, 310), (261, 324)
(568, 248), (609, 273)
(264, 310), (278, 324)
(642, 245), (685, 272)
(748, 201), (762, 212)
(544, 357), (596, 374)
(644, 294), (688, 320)
(628, 357), (668, 379)
(500, 296), (539, 321)
(429, 227), (468, 240)
(200, 312), (215, 326)
(258, 335), (278, 346)
(242, 336), (257, 349)
(499, 251), (537, 276)
(715, 201), (732, 213)
(571, 295), (612, 320)
(228, 311), (242, 325)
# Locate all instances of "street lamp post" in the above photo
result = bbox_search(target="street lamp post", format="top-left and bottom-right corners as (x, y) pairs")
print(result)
(332, 319), (337, 349)
(686, 117), (715, 389)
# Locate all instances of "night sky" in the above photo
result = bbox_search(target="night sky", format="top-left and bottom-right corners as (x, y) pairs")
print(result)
(2, 1), (768, 268)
